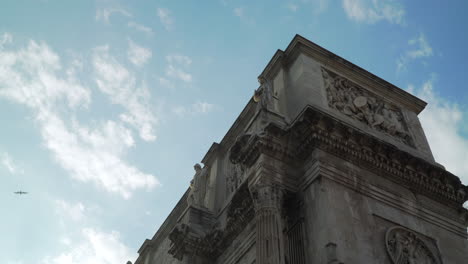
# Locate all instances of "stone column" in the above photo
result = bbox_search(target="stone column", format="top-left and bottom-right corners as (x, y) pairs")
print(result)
(250, 183), (286, 264)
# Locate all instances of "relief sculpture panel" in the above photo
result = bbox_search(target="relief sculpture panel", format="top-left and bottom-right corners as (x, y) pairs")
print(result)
(385, 226), (442, 264)
(225, 154), (245, 196)
(322, 68), (414, 146)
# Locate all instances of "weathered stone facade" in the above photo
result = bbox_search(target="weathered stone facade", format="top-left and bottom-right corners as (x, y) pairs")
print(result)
(133, 35), (468, 264)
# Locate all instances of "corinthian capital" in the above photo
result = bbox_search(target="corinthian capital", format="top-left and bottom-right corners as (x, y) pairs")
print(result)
(249, 182), (284, 212)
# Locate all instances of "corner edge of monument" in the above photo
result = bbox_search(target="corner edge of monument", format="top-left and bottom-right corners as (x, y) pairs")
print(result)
(258, 34), (428, 115)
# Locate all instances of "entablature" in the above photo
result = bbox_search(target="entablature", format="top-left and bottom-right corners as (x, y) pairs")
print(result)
(229, 105), (468, 209)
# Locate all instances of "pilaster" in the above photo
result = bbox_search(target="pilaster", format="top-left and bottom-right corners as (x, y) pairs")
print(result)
(249, 182), (286, 264)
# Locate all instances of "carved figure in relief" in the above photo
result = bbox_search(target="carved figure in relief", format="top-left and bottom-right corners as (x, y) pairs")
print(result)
(188, 163), (208, 208)
(226, 163), (244, 194)
(385, 227), (441, 264)
(322, 68), (413, 146)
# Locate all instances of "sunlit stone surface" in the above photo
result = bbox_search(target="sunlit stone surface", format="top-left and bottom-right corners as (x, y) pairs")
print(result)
(132, 35), (468, 264)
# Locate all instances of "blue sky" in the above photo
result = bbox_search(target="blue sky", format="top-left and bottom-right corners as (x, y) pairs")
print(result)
(1, 1), (467, 263)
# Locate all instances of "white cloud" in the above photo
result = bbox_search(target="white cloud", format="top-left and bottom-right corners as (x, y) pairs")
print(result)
(407, 33), (433, 59)
(287, 3), (299, 12)
(7, 261), (23, 264)
(0, 37), (158, 199)
(342, 0), (405, 25)
(1, 152), (23, 174)
(60, 237), (72, 246)
(410, 78), (468, 185)
(43, 110), (158, 199)
(192, 101), (214, 113)
(0, 40), (91, 109)
(172, 105), (187, 117)
(166, 54), (192, 66)
(127, 39), (152, 67)
(164, 54), (193, 83)
(299, 0), (329, 14)
(96, 7), (132, 24)
(397, 33), (433, 72)
(284, 0), (329, 14)
(158, 77), (174, 89)
(0, 32), (12, 49)
(93, 45), (158, 141)
(313, 0), (329, 13)
(233, 7), (244, 17)
(127, 21), (154, 36)
(157, 8), (174, 31)
(172, 101), (215, 117)
(41, 228), (137, 264)
(166, 65), (192, 83)
(55, 200), (86, 222)
(233, 7), (255, 24)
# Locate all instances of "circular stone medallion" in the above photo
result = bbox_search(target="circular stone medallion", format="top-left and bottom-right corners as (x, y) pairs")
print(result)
(353, 96), (367, 108)
(385, 227), (441, 264)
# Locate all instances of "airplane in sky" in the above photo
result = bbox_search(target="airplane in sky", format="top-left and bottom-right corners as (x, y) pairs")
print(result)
(14, 191), (28, 195)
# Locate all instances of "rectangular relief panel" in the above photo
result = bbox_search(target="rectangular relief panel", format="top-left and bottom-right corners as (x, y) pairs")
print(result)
(322, 68), (414, 147)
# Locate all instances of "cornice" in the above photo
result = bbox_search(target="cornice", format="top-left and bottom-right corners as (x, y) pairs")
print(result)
(229, 122), (292, 168)
(258, 49), (285, 81)
(134, 189), (190, 264)
(201, 143), (219, 165)
(229, 105), (468, 208)
(167, 184), (254, 261)
(295, 106), (468, 207)
(258, 34), (427, 114)
(137, 239), (152, 254)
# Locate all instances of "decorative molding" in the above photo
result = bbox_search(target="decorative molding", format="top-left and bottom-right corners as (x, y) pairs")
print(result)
(385, 226), (442, 264)
(229, 105), (468, 207)
(262, 34), (427, 114)
(322, 68), (414, 147)
(168, 223), (205, 260)
(249, 182), (284, 212)
(314, 160), (467, 238)
(219, 184), (255, 252)
(229, 123), (291, 168)
(293, 106), (468, 207)
(217, 225), (256, 264)
(168, 184), (254, 261)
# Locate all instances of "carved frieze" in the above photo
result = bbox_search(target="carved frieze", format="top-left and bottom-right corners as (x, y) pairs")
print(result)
(322, 68), (414, 147)
(229, 124), (291, 168)
(168, 223), (201, 260)
(225, 183), (255, 241)
(225, 159), (245, 195)
(293, 106), (468, 207)
(229, 105), (468, 207)
(385, 226), (442, 264)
